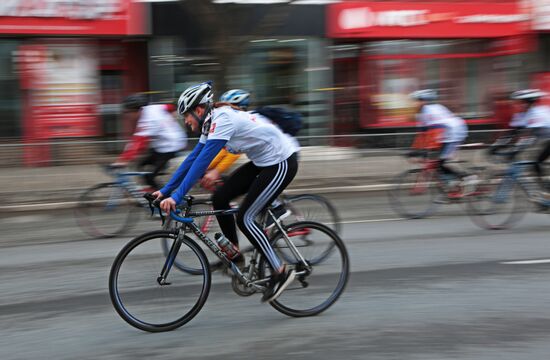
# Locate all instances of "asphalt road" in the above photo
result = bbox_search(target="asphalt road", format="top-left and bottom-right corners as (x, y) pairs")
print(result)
(1, 192), (549, 360)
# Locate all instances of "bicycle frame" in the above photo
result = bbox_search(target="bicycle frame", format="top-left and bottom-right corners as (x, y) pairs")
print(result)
(162, 199), (312, 293)
(495, 160), (550, 207)
(409, 160), (439, 195)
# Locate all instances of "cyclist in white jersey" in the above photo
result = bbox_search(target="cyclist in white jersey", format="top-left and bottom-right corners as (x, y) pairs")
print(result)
(200, 89), (300, 227)
(509, 89), (550, 191)
(153, 82), (300, 302)
(112, 94), (187, 190)
(410, 89), (477, 189)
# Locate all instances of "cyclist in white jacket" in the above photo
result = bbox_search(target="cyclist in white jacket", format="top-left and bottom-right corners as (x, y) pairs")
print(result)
(113, 94), (187, 190)
(509, 89), (550, 192)
(410, 89), (477, 189)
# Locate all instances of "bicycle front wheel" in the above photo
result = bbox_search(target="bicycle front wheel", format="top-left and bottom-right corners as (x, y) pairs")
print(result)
(75, 183), (139, 238)
(466, 174), (528, 230)
(260, 221), (349, 317)
(109, 230), (211, 332)
(387, 169), (441, 219)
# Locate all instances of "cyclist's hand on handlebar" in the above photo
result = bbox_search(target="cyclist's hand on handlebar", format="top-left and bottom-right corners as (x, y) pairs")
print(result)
(200, 169), (221, 191)
(151, 190), (164, 200)
(160, 197), (177, 213)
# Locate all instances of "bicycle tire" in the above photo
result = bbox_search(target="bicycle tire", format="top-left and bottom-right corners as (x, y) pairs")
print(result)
(285, 194), (342, 235)
(74, 182), (139, 238)
(387, 169), (442, 219)
(109, 230), (211, 332)
(259, 221), (349, 317)
(466, 174), (528, 230)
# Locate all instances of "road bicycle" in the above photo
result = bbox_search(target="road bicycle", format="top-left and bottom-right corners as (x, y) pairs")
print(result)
(466, 156), (549, 230)
(387, 147), (485, 219)
(109, 194), (350, 332)
(160, 193), (341, 275)
(74, 165), (155, 238)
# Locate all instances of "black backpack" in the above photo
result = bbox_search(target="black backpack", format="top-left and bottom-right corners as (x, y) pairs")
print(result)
(252, 106), (302, 136)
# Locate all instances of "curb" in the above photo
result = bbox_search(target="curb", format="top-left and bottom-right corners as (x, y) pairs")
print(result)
(0, 183), (393, 213)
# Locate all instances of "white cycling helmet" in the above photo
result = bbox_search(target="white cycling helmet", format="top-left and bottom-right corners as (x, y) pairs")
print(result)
(219, 89), (250, 109)
(510, 89), (547, 101)
(177, 81), (214, 116)
(410, 89), (438, 102)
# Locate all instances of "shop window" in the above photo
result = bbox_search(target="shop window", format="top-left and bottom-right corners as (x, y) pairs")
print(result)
(333, 57), (360, 137)
(0, 41), (22, 138)
(359, 39), (531, 127)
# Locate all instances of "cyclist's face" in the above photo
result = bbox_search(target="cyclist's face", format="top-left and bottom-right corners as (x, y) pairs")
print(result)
(413, 100), (423, 112)
(184, 106), (204, 132)
(516, 100), (530, 112)
(123, 109), (141, 123)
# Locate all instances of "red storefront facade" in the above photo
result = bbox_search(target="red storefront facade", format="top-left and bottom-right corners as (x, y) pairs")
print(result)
(327, 1), (534, 131)
(0, 0), (149, 165)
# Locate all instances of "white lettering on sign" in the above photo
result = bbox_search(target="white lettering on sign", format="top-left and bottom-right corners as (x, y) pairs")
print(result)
(0, 0), (123, 20)
(376, 10), (429, 27)
(339, 7), (430, 29)
(339, 7), (375, 30)
(337, 6), (529, 30)
(455, 14), (529, 24)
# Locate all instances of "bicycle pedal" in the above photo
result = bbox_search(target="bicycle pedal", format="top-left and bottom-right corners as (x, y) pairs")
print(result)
(231, 274), (256, 297)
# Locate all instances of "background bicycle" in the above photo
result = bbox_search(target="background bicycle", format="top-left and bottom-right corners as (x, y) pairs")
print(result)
(467, 149), (550, 230)
(109, 195), (349, 332)
(387, 145), (486, 219)
(74, 164), (158, 238)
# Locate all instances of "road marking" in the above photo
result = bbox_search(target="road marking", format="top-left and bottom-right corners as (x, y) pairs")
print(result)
(342, 218), (403, 224)
(501, 259), (550, 265)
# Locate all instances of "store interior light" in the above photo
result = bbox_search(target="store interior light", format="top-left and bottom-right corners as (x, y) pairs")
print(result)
(278, 39), (306, 43)
(212, 0), (341, 3)
(213, 0), (289, 4)
(134, 0), (179, 3)
(250, 39), (279, 43)
(304, 66), (330, 72)
(291, 0), (342, 4)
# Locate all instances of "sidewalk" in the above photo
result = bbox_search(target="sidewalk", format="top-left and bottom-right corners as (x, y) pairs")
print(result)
(2, 146), (485, 210)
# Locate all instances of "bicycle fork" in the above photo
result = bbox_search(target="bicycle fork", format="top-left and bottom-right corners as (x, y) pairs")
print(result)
(157, 233), (184, 286)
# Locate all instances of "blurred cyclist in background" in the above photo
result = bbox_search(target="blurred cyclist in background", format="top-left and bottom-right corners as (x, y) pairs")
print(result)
(112, 94), (187, 191)
(509, 89), (550, 192)
(200, 89), (299, 228)
(410, 89), (478, 193)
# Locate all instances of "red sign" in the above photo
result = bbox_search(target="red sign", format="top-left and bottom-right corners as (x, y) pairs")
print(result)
(328, 2), (530, 38)
(18, 41), (101, 139)
(0, 0), (147, 35)
(531, 72), (550, 107)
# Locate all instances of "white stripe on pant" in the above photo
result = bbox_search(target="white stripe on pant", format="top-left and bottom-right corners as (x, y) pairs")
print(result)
(243, 160), (288, 271)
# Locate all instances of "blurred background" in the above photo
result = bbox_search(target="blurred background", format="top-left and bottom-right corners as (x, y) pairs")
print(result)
(2, 2), (550, 359)
(0, 0), (545, 166)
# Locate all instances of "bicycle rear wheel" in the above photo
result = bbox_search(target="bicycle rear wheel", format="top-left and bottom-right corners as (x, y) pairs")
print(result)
(260, 221), (349, 317)
(466, 174), (528, 230)
(109, 230), (211, 332)
(284, 194), (341, 235)
(75, 183), (139, 238)
(387, 169), (442, 219)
